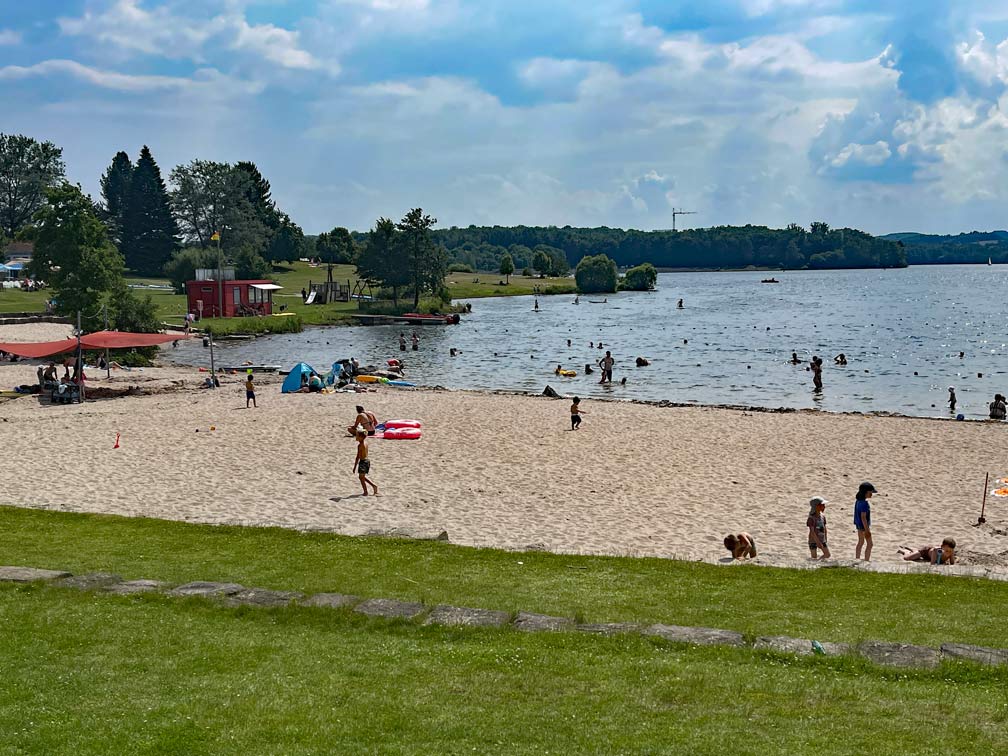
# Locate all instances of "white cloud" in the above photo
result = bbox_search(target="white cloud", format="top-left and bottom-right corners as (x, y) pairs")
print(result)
(956, 31), (1008, 86)
(0, 59), (261, 96)
(58, 0), (321, 71)
(828, 140), (892, 167)
(0, 29), (21, 45)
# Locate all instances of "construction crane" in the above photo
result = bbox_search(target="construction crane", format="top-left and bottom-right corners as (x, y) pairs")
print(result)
(671, 208), (696, 232)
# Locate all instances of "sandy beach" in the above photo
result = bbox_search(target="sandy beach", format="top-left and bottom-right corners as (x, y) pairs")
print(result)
(2, 323), (1006, 568)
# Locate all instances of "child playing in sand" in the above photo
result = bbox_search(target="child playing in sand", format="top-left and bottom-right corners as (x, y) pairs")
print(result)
(900, 538), (956, 565)
(723, 533), (756, 559)
(352, 429), (378, 496)
(806, 497), (830, 559)
(245, 373), (256, 408)
(570, 397), (584, 429)
(854, 481), (876, 560)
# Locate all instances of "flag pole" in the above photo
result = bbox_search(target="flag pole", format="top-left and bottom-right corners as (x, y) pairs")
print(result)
(979, 472), (990, 525)
(216, 230), (223, 318)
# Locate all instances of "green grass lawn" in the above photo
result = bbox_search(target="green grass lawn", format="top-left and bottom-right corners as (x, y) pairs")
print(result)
(3, 507), (1007, 649)
(446, 272), (576, 299)
(2, 583), (1005, 755)
(0, 287), (48, 313)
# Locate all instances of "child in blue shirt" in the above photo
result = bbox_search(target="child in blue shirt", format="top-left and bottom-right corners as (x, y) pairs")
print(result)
(854, 481), (876, 561)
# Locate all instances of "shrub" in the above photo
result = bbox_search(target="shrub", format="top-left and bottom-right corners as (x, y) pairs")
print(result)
(575, 254), (618, 293)
(447, 262), (475, 274)
(619, 262), (658, 291)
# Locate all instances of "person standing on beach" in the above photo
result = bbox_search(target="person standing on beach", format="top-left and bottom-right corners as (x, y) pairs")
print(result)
(854, 481), (876, 560)
(807, 497), (829, 559)
(598, 351), (615, 384)
(245, 373), (256, 408)
(353, 429), (378, 496)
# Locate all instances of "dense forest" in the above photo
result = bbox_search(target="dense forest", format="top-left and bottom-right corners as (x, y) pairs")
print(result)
(408, 223), (906, 272)
(881, 231), (1008, 265)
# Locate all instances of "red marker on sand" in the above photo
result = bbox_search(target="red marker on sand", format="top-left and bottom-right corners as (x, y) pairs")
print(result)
(113, 433), (120, 449)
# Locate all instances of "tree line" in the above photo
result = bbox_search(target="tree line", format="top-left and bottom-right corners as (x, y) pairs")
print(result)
(428, 222), (906, 271)
(882, 231), (1008, 265)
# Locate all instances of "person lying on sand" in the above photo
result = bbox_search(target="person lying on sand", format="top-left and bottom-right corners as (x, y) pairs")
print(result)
(347, 405), (377, 436)
(723, 533), (757, 559)
(899, 538), (956, 565)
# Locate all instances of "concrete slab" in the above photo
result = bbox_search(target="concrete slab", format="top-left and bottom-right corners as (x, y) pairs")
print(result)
(858, 640), (940, 668)
(645, 624), (745, 647)
(513, 611), (574, 632)
(0, 566), (71, 583)
(354, 598), (426, 620)
(753, 635), (852, 657)
(576, 622), (642, 637)
(303, 593), (361, 609)
(104, 579), (168, 596)
(168, 581), (245, 598)
(224, 588), (303, 608)
(940, 643), (1008, 666)
(424, 605), (511, 628)
(55, 573), (123, 591)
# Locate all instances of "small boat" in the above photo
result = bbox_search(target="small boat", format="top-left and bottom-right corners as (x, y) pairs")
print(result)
(989, 257), (993, 266)
(761, 278), (779, 284)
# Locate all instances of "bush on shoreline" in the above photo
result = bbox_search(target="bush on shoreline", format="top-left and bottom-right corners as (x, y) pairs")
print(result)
(198, 314), (303, 336)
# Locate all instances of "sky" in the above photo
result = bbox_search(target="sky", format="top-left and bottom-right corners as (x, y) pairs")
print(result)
(2, 1), (1008, 235)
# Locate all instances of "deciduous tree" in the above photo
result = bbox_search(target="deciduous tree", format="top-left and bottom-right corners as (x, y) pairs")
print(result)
(0, 133), (65, 237)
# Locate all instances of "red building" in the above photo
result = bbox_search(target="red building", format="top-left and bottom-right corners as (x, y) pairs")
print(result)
(185, 279), (282, 318)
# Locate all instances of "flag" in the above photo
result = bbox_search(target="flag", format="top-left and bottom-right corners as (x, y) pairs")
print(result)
(210, 231), (221, 242)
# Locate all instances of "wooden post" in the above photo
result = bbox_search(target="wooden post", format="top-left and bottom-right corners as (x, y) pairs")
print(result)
(208, 327), (217, 389)
(979, 472), (990, 524)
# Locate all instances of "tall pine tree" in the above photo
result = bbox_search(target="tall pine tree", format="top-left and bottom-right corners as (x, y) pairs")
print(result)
(99, 150), (132, 247)
(124, 146), (179, 275)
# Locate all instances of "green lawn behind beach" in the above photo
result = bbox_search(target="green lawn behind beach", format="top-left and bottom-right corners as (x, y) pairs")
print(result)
(2, 507), (1007, 755)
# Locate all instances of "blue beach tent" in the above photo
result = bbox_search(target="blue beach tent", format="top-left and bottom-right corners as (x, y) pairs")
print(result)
(281, 362), (318, 393)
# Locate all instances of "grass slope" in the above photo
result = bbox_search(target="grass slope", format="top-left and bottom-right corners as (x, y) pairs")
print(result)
(2, 507), (1007, 649)
(2, 585), (1006, 755)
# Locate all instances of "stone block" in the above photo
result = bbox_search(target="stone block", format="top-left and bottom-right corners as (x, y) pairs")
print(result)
(513, 611), (574, 632)
(752, 636), (852, 657)
(55, 573), (123, 591)
(0, 566), (71, 583)
(576, 622), (641, 637)
(645, 624), (745, 647)
(303, 593), (361, 609)
(858, 640), (940, 668)
(940, 643), (1008, 666)
(104, 579), (168, 596)
(354, 598), (426, 620)
(224, 588), (304, 608)
(168, 581), (245, 598)
(424, 605), (511, 628)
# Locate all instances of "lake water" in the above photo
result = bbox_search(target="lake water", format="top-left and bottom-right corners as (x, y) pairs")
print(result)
(168, 265), (1008, 419)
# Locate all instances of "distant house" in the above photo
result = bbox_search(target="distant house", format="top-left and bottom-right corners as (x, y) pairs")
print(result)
(3, 241), (33, 264)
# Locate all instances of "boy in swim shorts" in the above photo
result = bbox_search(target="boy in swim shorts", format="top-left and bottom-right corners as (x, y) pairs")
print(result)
(353, 429), (378, 496)
(245, 373), (256, 408)
(570, 397), (584, 430)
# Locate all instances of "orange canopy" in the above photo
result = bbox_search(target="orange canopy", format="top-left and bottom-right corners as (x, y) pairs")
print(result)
(0, 331), (186, 359)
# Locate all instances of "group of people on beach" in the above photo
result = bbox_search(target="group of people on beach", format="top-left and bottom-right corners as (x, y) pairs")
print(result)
(725, 481), (957, 565)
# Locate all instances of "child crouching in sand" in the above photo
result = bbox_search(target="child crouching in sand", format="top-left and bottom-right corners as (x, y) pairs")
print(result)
(723, 533), (756, 559)
(353, 429), (378, 496)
